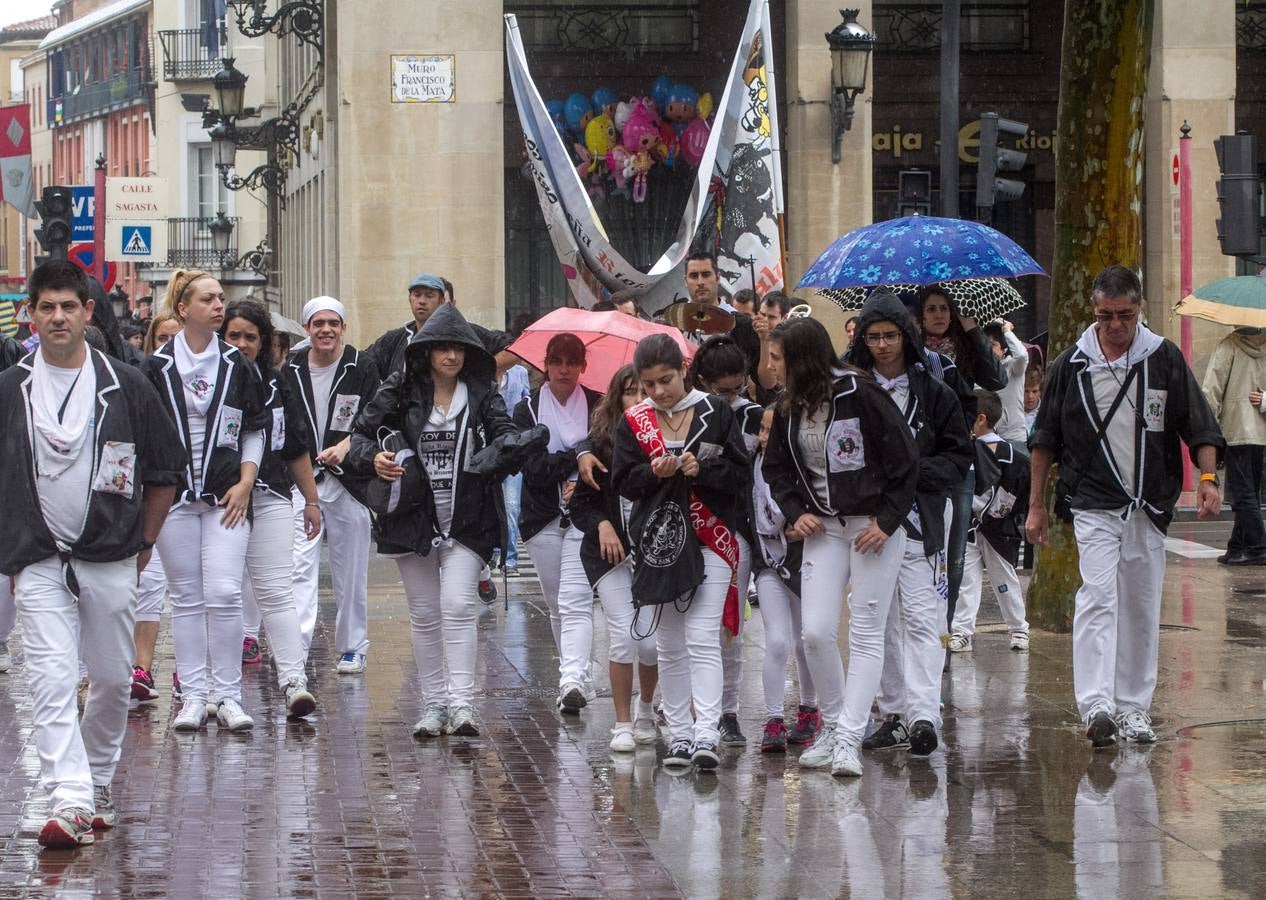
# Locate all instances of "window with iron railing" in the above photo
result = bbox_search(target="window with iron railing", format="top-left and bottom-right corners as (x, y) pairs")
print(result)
(158, 28), (221, 80)
(874, 1), (1030, 53)
(1241, 0), (1266, 51)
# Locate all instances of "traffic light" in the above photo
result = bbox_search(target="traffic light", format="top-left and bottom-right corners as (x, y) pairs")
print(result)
(1214, 132), (1262, 258)
(897, 169), (932, 217)
(975, 112), (1028, 209)
(34, 185), (74, 262)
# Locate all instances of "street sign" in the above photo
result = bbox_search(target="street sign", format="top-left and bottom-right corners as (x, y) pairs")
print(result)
(71, 185), (95, 241)
(68, 243), (118, 290)
(105, 177), (168, 221)
(106, 220), (166, 263)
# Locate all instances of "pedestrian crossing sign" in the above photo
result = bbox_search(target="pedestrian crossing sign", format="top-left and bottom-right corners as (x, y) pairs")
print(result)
(121, 226), (151, 257)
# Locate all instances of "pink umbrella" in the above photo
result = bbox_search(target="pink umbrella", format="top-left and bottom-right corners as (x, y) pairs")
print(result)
(508, 307), (695, 395)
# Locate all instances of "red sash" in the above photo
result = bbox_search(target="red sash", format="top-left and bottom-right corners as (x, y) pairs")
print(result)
(625, 401), (741, 638)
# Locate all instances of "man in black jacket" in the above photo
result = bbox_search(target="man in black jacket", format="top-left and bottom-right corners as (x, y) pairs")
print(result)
(845, 292), (972, 758)
(0, 261), (184, 848)
(363, 273), (517, 381)
(1028, 265), (1224, 748)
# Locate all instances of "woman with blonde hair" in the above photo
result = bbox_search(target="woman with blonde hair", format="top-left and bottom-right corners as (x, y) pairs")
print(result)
(143, 309), (181, 356)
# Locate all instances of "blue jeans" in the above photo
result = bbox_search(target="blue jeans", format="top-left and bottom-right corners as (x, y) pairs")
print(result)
(945, 469), (974, 628)
(502, 473), (523, 568)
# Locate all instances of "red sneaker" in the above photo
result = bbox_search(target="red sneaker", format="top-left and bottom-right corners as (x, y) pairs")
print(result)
(131, 666), (159, 702)
(241, 636), (262, 664)
(760, 717), (788, 753)
(38, 808), (95, 848)
(787, 705), (822, 745)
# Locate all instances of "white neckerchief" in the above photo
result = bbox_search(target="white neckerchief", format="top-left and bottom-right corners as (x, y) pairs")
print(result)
(539, 382), (589, 453)
(1075, 321), (1164, 373)
(655, 388), (708, 415)
(429, 380), (469, 429)
(173, 330), (221, 417)
(873, 370), (909, 395)
(30, 348), (97, 478)
(977, 431), (1005, 445)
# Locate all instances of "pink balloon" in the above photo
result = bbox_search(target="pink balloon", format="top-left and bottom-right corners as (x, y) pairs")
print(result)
(680, 117), (710, 167)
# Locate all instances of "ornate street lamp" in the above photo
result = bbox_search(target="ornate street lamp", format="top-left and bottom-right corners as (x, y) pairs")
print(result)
(826, 9), (877, 164)
(210, 122), (237, 169)
(208, 211), (235, 265)
(212, 58), (248, 120)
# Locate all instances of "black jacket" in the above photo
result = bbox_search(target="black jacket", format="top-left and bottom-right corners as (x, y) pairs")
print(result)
(141, 338), (267, 505)
(569, 446), (632, 588)
(1031, 331), (1225, 533)
(973, 436), (1030, 559)
(1, 336), (23, 372)
(512, 385), (603, 542)
(284, 344), (380, 505)
(0, 349), (187, 575)
(762, 370), (920, 537)
(847, 293), (973, 555)
(365, 316), (513, 382)
(612, 392), (750, 536)
(348, 304), (519, 561)
(255, 365), (314, 501)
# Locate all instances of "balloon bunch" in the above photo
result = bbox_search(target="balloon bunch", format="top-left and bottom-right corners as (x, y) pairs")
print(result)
(546, 75), (715, 204)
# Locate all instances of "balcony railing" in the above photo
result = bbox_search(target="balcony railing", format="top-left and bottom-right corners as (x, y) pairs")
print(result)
(50, 67), (149, 126)
(1240, 2), (1266, 50)
(164, 216), (240, 268)
(158, 29), (221, 80)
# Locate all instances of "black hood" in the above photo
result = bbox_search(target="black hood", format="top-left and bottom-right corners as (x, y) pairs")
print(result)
(844, 291), (929, 372)
(404, 303), (496, 383)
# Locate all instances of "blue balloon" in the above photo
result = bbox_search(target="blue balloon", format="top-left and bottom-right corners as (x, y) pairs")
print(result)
(592, 87), (619, 112)
(545, 99), (567, 139)
(650, 74), (674, 109)
(564, 93), (595, 133)
(667, 83), (698, 108)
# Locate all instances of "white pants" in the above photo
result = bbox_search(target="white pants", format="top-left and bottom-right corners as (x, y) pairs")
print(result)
(525, 521), (594, 687)
(595, 560), (658, 667)
(800, 517), (906, 748)
(952, 534), (1028, 637)
(396, 542), (483, 707)
(0, 573), (15, 644)
(1071, 509), (1166, 721)
(877, 541), (948, 728)
(756, 569), (816, 719)
(656, 548), (731, 745)
(157, 501), (251, 704)
(720, 535), (751, 716)
(241, 492), (308, 688)
(134, 550), (166, 623)
(292, 480), (371, 659)
(15, 555), (136, 813)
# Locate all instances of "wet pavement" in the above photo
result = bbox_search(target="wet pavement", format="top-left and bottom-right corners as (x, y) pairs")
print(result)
(0, 516), (1264, 898)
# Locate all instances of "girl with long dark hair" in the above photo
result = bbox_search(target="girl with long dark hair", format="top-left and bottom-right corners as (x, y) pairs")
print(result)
(219, 302), (323, 717)
(761, 318), (918, 777)
(611, 333), (749, 771)
(687, 335), (763, 747)
(570, 365), (660, 751)
(349, 304), (520, 739)
(142, 270), (266, 732)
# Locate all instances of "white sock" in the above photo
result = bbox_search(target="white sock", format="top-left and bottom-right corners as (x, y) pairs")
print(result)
(637, 699), (655, 719)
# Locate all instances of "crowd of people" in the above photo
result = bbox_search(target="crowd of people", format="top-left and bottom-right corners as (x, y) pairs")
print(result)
(0, 252), (1224, 850)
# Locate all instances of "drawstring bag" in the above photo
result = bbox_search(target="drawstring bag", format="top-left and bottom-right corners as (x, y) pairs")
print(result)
(628, 471), (704, 610)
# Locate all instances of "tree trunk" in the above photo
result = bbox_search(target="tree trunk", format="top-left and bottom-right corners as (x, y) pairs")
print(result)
(1027, 0), (1156, 631)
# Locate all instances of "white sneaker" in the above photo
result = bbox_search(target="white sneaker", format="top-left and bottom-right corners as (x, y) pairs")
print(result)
(447, 704), (479, 736)
(412, 703), (448, 738)
(173, 698), (208, 731)
(336, 652), (367, 674)
(285, 680), (317, 718)
(1010, 631), (1030, 652)
(557, 682), (587, 714)
(831, 740), (863, 777)
(1117, 710), (1156, 743)
(633, 715), (660, 745)
(797, 724), (838, 769)
(216, 698), (255, 732)
(609, 724), (636, 753)
(948, 633), (973, 653)
(0, 641), (11, 673)
(582, 681), (598, 703)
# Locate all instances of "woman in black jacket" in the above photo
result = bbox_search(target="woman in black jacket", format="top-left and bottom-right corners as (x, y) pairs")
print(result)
(611, 334), (750, 772)
(570, 365), (660, 752)
(219, 302), (322, 718)
(142, 269), (266, 733)
(511, 333), (602, 716)
(761, 318), (918, 778)
(349, 304), (518, 740)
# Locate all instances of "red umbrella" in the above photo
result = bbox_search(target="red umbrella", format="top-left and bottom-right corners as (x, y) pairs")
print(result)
(508, 308), (695, 394)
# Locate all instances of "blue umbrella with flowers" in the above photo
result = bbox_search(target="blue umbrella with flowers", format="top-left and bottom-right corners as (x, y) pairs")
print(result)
(795, 215), (1046, 319)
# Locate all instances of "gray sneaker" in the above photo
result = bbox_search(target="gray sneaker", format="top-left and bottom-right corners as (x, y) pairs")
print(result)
(285, 680), (317, 719)
(797, 724), (839, 769)
(38, 807), (95, 848)
(1117, 710), (1156, 743)
(412, 703), (449, 738)
(91, 784), (117, 830)
(446, 704), (479, 737)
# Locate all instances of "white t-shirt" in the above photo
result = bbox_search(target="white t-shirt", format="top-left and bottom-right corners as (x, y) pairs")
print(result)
(35, 364), (94, 544)
(1090, 368), (1138, 495)
(420, 421), (459, 536)
(797, 403), (833, 512)
(310, 360), (338, 450)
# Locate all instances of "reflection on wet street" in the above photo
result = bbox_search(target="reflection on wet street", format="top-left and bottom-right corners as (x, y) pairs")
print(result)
(1, 516), (1264, 897)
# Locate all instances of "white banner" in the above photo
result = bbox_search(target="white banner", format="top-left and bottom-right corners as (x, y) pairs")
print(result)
(503, 0), (784, 307)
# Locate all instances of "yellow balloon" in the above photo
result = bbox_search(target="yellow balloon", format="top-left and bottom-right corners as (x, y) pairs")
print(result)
(697, 92), (714, 121)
